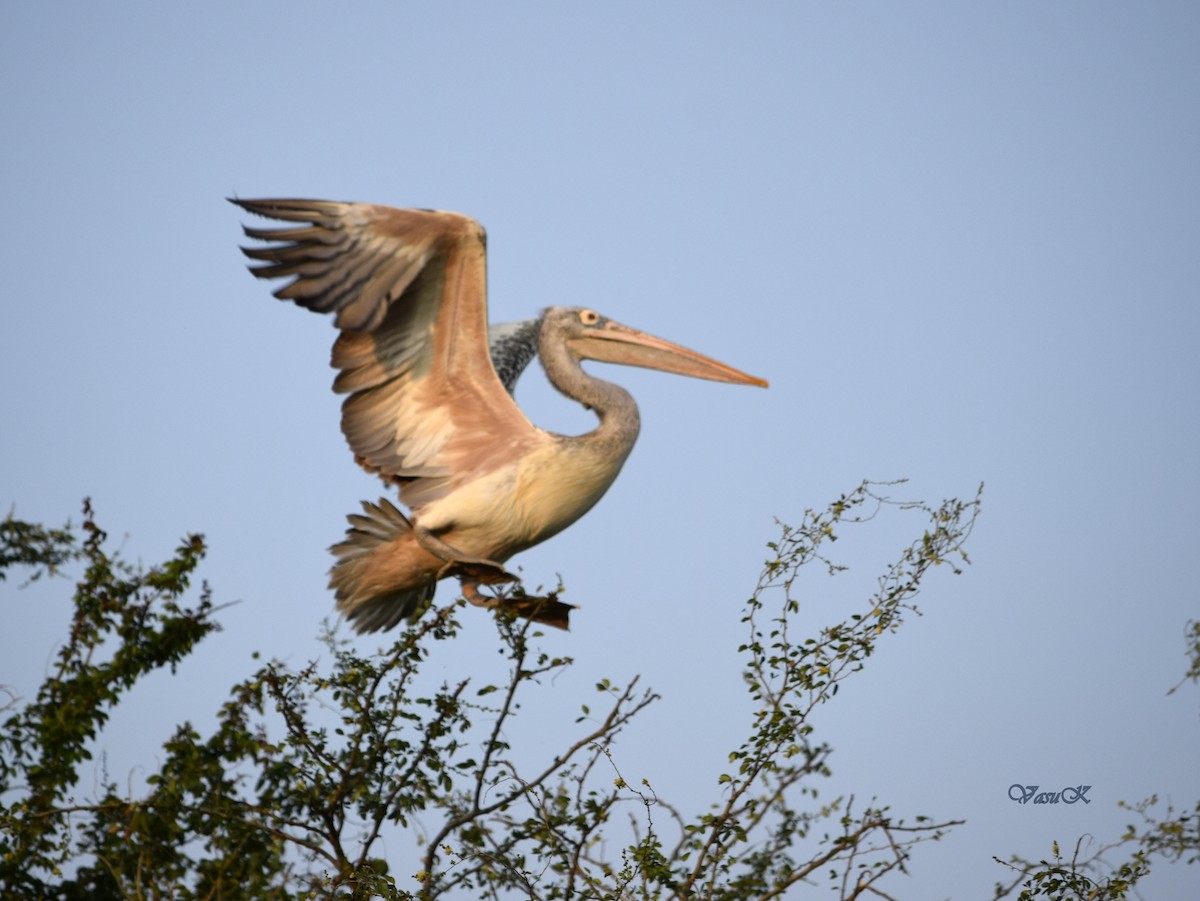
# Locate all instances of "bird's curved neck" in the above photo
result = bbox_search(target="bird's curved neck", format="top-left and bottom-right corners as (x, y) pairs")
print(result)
(539, 326), (641, 454)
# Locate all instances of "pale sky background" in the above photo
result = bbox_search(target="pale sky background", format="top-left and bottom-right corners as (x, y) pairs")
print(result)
(3, 3), (1198, 897)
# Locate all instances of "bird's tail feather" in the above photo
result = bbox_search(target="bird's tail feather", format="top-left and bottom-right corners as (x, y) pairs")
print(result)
(329, 498), (437, 633)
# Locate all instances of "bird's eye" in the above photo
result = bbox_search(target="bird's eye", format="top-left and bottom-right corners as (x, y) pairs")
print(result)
(579, 309), (601, 325)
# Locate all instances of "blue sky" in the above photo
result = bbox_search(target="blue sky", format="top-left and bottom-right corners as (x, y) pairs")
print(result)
(3, 3), (1198, 896)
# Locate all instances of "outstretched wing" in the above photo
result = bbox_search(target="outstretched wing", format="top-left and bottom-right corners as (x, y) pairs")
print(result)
(233, 198), (547, 510)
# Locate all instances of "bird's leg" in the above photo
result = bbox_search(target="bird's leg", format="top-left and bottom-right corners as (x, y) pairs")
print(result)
(462, 580), (500, 608)
(460, 579), (577, 631)
(414, 525), (518, 585)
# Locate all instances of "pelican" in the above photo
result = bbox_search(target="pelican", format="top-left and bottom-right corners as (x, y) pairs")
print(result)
(232, 199), (767, 632)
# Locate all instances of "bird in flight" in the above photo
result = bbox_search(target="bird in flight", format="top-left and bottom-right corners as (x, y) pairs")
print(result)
(233, 199), (766, 632)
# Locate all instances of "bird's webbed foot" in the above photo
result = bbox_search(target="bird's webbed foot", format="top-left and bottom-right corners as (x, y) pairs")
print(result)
(414, 525), (518, 585)
(462, 581), (576, 631)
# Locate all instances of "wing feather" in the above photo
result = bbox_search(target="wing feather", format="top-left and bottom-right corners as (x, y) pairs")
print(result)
(233, 198), (547, 510)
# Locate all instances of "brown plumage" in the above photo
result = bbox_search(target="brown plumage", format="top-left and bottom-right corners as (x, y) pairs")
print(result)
(233, 198), (766, 632)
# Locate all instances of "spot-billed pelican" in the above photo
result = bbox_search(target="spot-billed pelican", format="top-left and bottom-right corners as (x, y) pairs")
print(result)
(232, 199), (767, 631)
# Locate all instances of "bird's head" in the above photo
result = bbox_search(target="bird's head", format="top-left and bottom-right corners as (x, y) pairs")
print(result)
(541, 306), (768, 388)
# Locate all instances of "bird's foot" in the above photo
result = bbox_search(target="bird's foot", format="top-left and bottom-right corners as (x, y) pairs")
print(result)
(440, 558), (519, 585)
(415, 525), (518, 584)
(462, 581), (576, 631)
